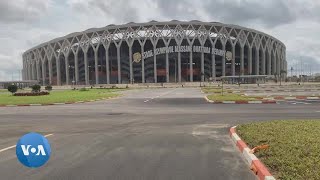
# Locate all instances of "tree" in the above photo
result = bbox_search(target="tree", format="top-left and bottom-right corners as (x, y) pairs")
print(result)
(7, 84), (18, 94)
(31, 84), (41, 93)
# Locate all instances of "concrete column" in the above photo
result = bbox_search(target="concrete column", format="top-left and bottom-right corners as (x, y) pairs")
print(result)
(49, 60), (52, 85)
(178, 48), (181, 83)
(153, 46), (157, 83)
(84, 52), (89, 85)
(56, 58), (61, 86)
(166, 46), (169, 83)
(129, 45), (133, 84)
(117, 46), (121, 84)
(262, 50), (266, 75)
(222, 44), (226, 76)
(75, 54), (79, 85)
(211, 52), (216, 79)
(141, 46), (145, 83)
(255, 48), (260, 75)
(94, 50), (99, 84)
(65, 55), (70, 85)
(248, 47), (252, 75)
(240, 46), (244, 75)
(268, 51), (271, 75)
(232, 45), (235, 76)
(201, 50), (204, 82)
(105, 47), (110, 84)
(190, 51), (193, 82)
(42, 61), (46, 85)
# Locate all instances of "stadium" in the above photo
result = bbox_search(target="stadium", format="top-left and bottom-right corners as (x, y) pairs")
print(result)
(22, 20), (287, 85)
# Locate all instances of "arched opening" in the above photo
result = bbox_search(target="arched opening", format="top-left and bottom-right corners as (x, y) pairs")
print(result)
(225, 40), (232, 76)
(265, 51), (270, 75)
(109, 42), (118, 84)
(204, 39), (212, 81)
(78, 49), (85, 85)
(38, 61), (43, 84)
(192, 39), (201, 81)
(259, 48), (264, 75)
(252, 47), (257, 75)
(68, 52), (75, 85)
(52, 57), (58, 85)
(87, 47), (95, 85)
(120, 41), (130, 84)
(180, 39), (191, 82)
(33, 63), (37, 80)
(235, 42), (241, 75)
(144, 40), (154, 83)
(43, 58), (49, 85)
(97, 45), (106, 84)
(215, 39), (223, 78)
(156, 39), (166, 83)
(59, 54), (66, 85)
(244, 44), (249, 75)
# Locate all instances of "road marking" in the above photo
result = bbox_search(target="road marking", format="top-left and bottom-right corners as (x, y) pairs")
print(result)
(316, 111), (320, 113)
(0, 133), (53, 153)
(143, 89), (177, 103)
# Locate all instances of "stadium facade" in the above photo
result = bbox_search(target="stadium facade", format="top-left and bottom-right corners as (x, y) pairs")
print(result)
(22, 20), (287, 85)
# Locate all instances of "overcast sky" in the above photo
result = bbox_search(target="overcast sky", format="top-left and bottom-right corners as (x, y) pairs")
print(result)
(1, 0), (320, 80)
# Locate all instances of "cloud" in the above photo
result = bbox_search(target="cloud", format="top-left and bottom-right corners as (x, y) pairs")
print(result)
(0, 0), (52, 24)
(0, 0), (320, 80)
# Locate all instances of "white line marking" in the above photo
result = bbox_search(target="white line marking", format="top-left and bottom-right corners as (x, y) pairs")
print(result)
(144, 100), (149, 103)
(0, 145), (16, 153)
(316, 111), (320, 113)
(0, 133), (54, 153)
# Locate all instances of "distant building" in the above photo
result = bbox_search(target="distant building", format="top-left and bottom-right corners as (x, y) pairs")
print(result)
(22, 20), (286, 85)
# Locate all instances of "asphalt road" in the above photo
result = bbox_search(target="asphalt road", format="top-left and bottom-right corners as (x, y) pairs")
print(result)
(0, 88), (319, 180)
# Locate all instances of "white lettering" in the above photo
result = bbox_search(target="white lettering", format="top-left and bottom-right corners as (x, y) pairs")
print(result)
(21, 145), (31, 156)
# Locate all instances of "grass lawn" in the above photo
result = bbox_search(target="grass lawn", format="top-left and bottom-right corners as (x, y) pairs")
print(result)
(207, 93), (259, 101)
(0, 89), (123, 105)
(202, 87), (233, 94)
(237, 120), (320, 180)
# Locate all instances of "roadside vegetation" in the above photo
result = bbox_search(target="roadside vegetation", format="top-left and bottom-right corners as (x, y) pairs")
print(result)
(0, 87), (123, 105)
(207, 93), (260, 101)
(202, 87), (262, 101)
(237, 120), (320, 180)
(202, 87), (233, 94)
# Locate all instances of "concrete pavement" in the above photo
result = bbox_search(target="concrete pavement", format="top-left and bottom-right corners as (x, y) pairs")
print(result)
(0, 88), (319, 180)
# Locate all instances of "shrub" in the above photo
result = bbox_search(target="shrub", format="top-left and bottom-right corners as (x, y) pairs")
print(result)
(14, 91), (50, 96)
(79, 88), (88, 91)
(31, 84), (41, 93)
(7, 84), (18, 94)
(45, 85), (52, 91)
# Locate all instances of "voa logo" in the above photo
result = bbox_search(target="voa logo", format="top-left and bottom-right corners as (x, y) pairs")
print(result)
(20, 145), (46, 156)
(16, 132), (51, 168)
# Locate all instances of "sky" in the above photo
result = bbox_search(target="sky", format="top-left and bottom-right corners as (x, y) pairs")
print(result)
(1, 0), (320, 80)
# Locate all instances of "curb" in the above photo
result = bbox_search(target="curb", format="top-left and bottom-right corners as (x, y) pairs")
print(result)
(0, 97), (116, 108)
(265, 96), (320, 100)
(204, 96), (276, 104)
(230, 126), (275, 180)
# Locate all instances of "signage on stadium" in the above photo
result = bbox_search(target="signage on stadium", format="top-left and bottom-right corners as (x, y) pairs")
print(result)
(137, 46), (230, 60)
